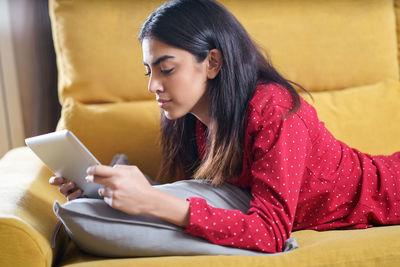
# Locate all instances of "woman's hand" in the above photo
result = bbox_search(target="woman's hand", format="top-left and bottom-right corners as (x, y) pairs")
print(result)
(86, 164), (190, 227)
(49, 176), (84, 201)
(85, 164), (156, 215)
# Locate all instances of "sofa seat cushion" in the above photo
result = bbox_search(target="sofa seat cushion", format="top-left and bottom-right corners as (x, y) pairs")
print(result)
(1, 149), (400, 267)
(57, 225), (400, 267)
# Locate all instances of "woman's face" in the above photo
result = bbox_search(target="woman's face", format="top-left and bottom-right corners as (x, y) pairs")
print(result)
(142, 37), (210, 123)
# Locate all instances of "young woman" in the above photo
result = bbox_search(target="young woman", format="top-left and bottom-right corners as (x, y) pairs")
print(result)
(50, 0), (400, 253)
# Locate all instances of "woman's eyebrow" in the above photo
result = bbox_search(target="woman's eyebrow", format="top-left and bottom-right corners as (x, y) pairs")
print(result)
(143, 55), (175, 66)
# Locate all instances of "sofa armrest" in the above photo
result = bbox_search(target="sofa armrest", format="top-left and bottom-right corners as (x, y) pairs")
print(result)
(0, 147), (68, 267)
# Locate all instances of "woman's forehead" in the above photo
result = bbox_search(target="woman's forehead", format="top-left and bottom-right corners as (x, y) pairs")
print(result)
(142, 38), (192, 65)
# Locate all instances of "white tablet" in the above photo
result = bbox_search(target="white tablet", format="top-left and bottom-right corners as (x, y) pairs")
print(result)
(25, 130), (101, 198)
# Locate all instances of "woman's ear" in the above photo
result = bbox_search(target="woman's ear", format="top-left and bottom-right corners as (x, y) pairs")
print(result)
(206, 49), (222, 79)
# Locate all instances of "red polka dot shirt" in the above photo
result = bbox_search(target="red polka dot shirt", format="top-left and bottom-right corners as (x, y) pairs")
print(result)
(183, 82), (400, 253)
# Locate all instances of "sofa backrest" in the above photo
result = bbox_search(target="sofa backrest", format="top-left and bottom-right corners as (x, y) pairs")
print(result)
(50, 0), (398, 104)
(49, 0), (400, 177)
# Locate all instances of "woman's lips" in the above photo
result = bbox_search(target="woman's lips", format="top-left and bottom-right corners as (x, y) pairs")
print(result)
(157, 99), (172, 108)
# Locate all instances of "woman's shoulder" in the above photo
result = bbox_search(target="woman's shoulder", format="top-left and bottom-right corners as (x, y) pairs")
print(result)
(249, 82), (294, 116)
(244, 82), (292, 135)
(246, 82), (320, 137)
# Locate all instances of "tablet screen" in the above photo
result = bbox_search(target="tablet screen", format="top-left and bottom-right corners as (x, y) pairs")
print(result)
(25, 130), (101, 197)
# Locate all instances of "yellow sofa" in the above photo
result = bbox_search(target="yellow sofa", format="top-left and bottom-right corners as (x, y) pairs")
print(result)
(1, 0), (400, 266)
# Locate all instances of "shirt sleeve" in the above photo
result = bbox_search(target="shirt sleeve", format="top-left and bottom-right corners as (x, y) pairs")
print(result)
(183, 104), (310, 253)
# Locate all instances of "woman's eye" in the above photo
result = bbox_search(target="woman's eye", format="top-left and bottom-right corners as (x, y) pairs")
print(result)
(145, 68), (173, 76)
(161, 68), (174, 74)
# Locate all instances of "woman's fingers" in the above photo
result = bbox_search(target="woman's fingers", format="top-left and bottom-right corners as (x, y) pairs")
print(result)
(49, 176), (84, 201)
(59, 181), (76, 196)
(86, 165), (116, 177)
(49, 176), (65, 185)
(85, 174), (112, 187)
(98, 186), (113, 198)
(67, 188), (83, 201)
(86, 165), (123, 187)
(112, 164), (132, 169)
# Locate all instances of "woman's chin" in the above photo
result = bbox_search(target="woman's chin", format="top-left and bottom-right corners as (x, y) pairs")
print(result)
(163, 110), (185, 120)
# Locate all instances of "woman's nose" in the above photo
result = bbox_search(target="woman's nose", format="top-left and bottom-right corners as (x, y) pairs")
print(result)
(148, 76), (163, 94)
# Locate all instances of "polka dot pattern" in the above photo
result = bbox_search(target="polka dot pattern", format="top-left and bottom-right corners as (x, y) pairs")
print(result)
(183, 82), (400, 253)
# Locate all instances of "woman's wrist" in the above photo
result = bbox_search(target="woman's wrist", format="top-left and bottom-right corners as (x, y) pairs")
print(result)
(146, 188), (190, 227)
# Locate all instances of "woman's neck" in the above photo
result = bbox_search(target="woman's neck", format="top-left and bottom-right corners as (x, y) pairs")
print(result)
(190, 93), (211, 127)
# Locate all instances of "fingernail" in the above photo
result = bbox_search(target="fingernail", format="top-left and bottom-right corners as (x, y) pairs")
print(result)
(85, 175), (94, 183)
(86, 166), (94, 174)
(49, 177), (55, 183)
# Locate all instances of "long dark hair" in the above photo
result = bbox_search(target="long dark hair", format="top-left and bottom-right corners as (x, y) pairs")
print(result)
(139, 0), (307, 185)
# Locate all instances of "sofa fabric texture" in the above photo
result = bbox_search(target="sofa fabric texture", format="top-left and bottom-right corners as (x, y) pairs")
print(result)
(1, 0), (400, 266)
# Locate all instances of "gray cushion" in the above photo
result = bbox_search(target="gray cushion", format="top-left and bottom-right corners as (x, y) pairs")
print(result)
(53, 179), (298, 257)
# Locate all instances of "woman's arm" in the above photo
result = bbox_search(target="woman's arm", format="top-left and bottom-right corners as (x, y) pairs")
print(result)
(86, 164), (190, 227)
(146, 188), (190, 227)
